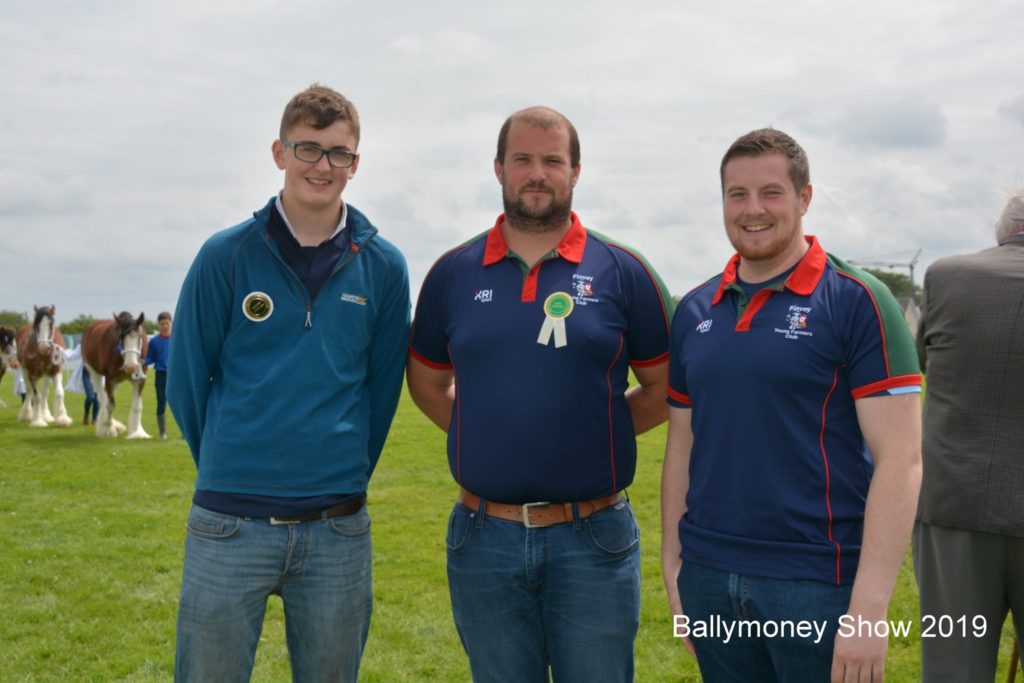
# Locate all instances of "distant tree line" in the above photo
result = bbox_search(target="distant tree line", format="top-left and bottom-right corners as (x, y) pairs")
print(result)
(862, 268), (922, 302)
(0, 310), (156, 334)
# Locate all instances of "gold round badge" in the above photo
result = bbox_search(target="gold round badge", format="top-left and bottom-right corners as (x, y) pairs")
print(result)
(242, 292), (274, 322)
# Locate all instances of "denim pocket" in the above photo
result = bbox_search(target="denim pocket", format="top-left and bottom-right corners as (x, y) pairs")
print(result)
(584, 500), (639, 556)
(186, 505), (241, 541)
(446, 503), (475, 552)
(327, 506), (371, 538)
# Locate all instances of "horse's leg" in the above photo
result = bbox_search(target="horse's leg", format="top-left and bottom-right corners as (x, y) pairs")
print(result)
(29, 375), (49, 427)
(51, 367), (72, 427)
(42, 379), (56, 423)
(126, 378), (150, 439)
(0, 366), (7, 409)
(107, 381), (126, 437)
(91, 370), (114, 437)
(17, 379), (32, 421)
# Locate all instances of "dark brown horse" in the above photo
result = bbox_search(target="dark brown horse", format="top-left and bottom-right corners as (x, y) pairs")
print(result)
(16, 305), (72, 427)
(0, 325), (18, 409)
(82, 311), (150, 438)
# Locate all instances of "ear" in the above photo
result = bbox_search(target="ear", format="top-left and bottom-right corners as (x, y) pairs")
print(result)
(799, 183), (813, 215)
(494, 159), (504, 185)
(571, 163), (581, 188)
(136, 313), (145, 329)
(112, 312), (118, 321)
(272, 140), (287, 171)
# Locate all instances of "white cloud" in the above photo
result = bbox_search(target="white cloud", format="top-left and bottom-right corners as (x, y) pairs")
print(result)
(999, 95), (1024, 126)
(1, 0), (1023, 319)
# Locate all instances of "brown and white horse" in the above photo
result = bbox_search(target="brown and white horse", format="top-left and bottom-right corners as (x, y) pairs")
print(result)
(0, 325), (18, 409)
(16, 305), (72, 427)
(82, 311), (150, 438)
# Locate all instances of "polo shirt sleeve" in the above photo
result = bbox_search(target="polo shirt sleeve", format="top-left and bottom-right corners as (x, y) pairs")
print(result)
(840, 272), (922, 398)
(667, 301), (692, 408)
(618, 247), (675, 366)
(410, 255), (453, 369)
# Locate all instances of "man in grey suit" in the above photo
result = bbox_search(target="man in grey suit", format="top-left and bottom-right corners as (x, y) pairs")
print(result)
(915, 189), (1024, 681)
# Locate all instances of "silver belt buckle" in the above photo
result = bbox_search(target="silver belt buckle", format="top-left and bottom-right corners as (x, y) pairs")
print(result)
(521, 501), (552, 528)
(269, 517), (300, 525)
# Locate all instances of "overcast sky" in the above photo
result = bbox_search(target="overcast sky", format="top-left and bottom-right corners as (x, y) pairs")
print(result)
(2, 0), (1023, 324)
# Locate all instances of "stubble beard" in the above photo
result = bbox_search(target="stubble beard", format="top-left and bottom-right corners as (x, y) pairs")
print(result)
(503, 184), (573, 234)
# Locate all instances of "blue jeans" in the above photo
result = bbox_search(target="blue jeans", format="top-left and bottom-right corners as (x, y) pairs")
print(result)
(175, 504), (373, 683)
(678, 562), (852, 683)
(447, 499), (641, 683)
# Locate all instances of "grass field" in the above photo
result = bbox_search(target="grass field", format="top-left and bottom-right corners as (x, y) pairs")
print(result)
(0, 377), (1018, 681)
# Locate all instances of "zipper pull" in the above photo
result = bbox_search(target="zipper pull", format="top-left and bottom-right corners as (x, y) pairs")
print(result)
(305, 305), (312, 329)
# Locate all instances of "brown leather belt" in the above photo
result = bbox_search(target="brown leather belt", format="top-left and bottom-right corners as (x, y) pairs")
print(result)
(269, 497), (365, 525)
(458, 488), (621, 528)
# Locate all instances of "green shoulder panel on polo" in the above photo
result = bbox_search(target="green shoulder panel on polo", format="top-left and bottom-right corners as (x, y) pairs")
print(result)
(587, 228), (677, 321)
(827, 253), (921, 377)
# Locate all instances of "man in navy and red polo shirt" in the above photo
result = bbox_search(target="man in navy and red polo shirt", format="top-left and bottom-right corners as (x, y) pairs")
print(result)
(661, 128), (922, 683)
(408, 106), (675, 682)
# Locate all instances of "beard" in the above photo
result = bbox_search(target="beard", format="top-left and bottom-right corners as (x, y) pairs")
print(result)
(502, 182), (573, 234)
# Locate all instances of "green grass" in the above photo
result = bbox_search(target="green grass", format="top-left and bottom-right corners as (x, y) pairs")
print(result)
(0, 379), (1017, 681)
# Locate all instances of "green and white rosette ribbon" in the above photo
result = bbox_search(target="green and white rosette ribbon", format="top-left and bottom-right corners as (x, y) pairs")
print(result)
(537, 291), (575, 348)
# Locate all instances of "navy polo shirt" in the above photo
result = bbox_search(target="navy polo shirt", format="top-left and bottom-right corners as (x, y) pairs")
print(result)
(411, 212), (675, 504)
(667, 236), (921, 585)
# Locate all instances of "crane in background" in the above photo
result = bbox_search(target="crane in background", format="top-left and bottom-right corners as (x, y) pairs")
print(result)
(849, 248), (922, 303)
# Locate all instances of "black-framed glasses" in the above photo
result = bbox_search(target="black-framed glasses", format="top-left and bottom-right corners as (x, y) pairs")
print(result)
(282, 141), (358, 169)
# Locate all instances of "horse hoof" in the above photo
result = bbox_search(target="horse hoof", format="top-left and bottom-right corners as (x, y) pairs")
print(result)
(29, 420), (48, 428)
(55, 416), (73, 427)
(127, 431), (152, 440)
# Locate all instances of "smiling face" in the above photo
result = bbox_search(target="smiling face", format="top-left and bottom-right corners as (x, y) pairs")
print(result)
(495, 118), (580, 233)
(272, 119), (359, 214)
(722, 153), (812, 281)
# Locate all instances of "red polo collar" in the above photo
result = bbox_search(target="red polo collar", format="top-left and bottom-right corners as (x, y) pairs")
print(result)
(482, 212), (588, 266)
(711, 235), (827, 305)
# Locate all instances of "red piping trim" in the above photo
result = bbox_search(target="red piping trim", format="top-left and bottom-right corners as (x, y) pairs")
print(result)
(631, 351), (669, 368)
(607, 243), (673, 331)
(851, 374), (922, 399)
(820, 366), (844, 586)
(606, 334), (625, 493)
(452, 352), (462, 481)
(836, 270), (892, 375)
(408, 346), (452, 370)
(667, 387), (691, 405)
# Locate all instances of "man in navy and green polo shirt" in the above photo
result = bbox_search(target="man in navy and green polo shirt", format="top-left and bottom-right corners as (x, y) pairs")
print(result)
(661, 128), (922, 683)
(408, 106), (674, 683)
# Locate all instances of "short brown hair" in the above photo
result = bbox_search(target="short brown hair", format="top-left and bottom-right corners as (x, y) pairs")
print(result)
(720, 128), (809, 193)
(496, 106), (580, 167)
(279, 84), (360, 146)
(157, 311), (172, 322)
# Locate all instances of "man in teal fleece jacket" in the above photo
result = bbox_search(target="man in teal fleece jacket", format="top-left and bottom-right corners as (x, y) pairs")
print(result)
(168, 84), (410, 683)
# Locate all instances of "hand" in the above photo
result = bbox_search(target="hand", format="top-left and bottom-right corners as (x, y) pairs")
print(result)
(831, 620), (888, 682)
(666, 584), (697, 658)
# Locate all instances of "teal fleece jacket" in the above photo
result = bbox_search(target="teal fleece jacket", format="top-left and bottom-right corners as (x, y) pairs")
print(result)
(168, 197), (410, 496)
